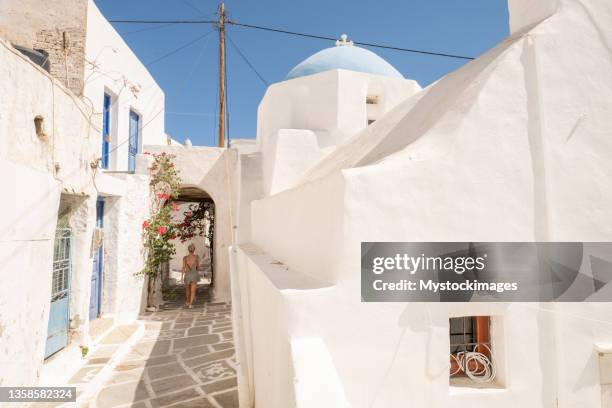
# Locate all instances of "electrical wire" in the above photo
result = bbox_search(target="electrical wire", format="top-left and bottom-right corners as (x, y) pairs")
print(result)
(104, 106), (165, 158)
(227, 21), (475, 60)
(110, 19), (216, 24)
(145, 29), (215, 67)
(177, 27), (214, 97)
(226, 33), (269, 86)
(99, 31), (213, 160)
(182, 0), (207, 16)
(166, 111), (218, 116)
(90, 21), (215, 159)
(120, 22), (178, 36)
(108, 18), (475, 60)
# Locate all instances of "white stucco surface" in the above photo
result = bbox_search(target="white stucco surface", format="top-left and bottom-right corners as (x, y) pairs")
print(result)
(0, 161), (60, 388)
(0, 39), (99, 386)
(257, 69), (421, 196)
(3, 0), (612, 406)
(101, 168), (150, 323)
(0, 38), (152, 387)
(83, 0), (167, 172)
(145, 145), (238, 302)
(233, 0), (612, 406)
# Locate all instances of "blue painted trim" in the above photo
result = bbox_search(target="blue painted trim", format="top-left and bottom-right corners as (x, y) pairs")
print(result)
(101, 94), (111, 169)
(128, 110), (140, 173)
(45, 227), (72, 359)
(89, 198), (104, 320)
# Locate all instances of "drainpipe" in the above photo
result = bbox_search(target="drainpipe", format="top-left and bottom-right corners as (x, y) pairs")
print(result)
(229, 246), (253, 407)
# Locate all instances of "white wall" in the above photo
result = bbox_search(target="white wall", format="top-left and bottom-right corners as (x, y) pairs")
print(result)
(83, 0), (167, 172)
(508, 0), (559, 34)
(257, 69), (421, 196)
(145, 145), (238, 302)
(0, 39), (97, 386)
(0, 38), (151, 387)
(234, 150), (263, 245)
(236, 0), (612, 406)
(0, 161), (60, 388)
(101, 167), (150, 323)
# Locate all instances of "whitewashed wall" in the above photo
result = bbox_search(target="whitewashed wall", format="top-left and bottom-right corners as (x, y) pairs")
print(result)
(0, 39), (98, 387)
(145, 145), (238, 302)
(0, 38), (151, 387)
(83, 0), (167, 172)
(101, 167), (150, 324)
(235, 0), (612, 406)
(257, 70), (420, 196)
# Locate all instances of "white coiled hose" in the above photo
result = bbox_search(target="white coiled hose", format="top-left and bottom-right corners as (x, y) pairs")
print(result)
(450, 344), (496, 383)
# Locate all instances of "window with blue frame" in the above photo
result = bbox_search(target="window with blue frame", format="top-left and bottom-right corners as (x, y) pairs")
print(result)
(101, 94), (111, 169)
(128, 110), (140, 172)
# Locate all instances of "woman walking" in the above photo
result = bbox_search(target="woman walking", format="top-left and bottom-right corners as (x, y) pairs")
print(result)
(182, 243), (200, 308)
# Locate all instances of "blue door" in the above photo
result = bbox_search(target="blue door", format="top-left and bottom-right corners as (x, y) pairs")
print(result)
(89, 198), (104, 320)
(101, 94), (111, 169)
(128, 110), (140, 172)
(45, 227), (72, 359)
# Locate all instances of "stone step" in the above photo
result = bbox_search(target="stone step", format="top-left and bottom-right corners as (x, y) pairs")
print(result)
(88, 317), (114, 344)
(57, 323), (145, 407)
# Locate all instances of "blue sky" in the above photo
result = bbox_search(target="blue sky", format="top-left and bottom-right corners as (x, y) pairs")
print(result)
(95, 0), (509, 146)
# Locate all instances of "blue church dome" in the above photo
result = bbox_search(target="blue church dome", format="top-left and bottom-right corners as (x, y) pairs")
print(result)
(286, 35), (403, 80)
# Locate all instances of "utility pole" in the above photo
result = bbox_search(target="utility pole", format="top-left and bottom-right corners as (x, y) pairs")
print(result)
(217, 2), (226, 148)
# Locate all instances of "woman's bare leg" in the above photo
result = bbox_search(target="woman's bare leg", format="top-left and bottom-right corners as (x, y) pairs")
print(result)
(185, 284), (191, 305)
(190, 283), (197, 305)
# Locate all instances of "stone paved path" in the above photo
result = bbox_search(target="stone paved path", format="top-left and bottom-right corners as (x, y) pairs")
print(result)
(69, 285), (238, 408)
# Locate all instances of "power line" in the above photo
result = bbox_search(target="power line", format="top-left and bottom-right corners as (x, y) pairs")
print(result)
(108, 18), (474, 60)
(227, 21), (475, 60)
(120, 22), (177, 36)
(102, 35), (213, 157)
(166, 111), (218, 116)
(104, 105), (165, 157)
(145, 29), (215, 67)
(181, 0), (207, 16)
(110, 19), (216, 24)
(227, 33), (269, 86)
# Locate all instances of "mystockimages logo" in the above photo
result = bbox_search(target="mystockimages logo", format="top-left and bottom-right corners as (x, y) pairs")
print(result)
(361, 242), (612, 302)
(372, 253), (487, 275)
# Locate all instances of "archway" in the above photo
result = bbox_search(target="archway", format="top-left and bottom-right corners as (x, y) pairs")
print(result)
(162, 186), (216, 303)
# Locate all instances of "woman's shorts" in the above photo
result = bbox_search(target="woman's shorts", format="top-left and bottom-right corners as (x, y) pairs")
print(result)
(184, 270), (200, 284)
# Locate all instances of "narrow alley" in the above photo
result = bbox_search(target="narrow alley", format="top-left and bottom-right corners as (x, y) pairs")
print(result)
(63, 286), (237, 408)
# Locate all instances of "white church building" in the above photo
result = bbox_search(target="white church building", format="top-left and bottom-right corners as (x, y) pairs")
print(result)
(229, 0), (612, 407)
(1, 0), (612, 407)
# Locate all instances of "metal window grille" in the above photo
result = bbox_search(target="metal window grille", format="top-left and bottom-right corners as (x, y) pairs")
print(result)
(51, 227), (72, 302)
(450, 316), (477, 354)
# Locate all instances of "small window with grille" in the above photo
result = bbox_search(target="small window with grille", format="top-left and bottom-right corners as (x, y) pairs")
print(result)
(449, 316), (496, 384)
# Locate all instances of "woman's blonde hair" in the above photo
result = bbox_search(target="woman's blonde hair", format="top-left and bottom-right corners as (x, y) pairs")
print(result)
(188, 243), (196, 253)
